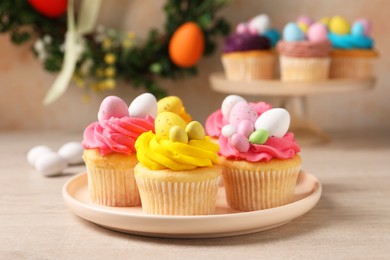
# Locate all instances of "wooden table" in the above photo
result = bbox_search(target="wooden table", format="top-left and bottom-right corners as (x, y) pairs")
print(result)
(1, 131), (389, 259)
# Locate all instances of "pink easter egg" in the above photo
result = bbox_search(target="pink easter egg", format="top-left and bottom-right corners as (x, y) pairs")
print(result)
(236, 22), (249, 34)
(229, 101), (258, 126)
(297, 15), (314, 26)
(307, 22), (328, 43)
(98, 96), (129, 123)
(230, 133), (250, 153)
(354, 19), (372, 36)
(237, 119), (255, 138)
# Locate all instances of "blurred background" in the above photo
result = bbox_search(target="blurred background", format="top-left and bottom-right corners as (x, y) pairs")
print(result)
(1, 0), (389, 132)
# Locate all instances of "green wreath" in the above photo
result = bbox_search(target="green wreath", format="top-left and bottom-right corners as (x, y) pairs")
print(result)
(0, 0), (230, 103)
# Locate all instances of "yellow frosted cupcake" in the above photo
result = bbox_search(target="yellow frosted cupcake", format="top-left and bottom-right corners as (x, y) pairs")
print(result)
(134, 112), (221, 215)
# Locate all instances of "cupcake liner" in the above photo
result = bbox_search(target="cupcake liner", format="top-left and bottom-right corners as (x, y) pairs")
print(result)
(222, 165), (301, 211)
(135, 176), (220, 215)
(86, 165), (141, 207)
(222, 52), (276, 80)
(279, 56), (330, 81)
(330, 56), (376, 79)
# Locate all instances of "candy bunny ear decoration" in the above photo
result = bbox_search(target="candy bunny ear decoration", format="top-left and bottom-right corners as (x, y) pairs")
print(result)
(98, 96), (129, 123)
(128, 93), (158, 118)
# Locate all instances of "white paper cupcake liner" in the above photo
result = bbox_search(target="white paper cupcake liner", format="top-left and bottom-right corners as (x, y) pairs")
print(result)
(330, 56), (375, 78)
(280, 56), (330, 81)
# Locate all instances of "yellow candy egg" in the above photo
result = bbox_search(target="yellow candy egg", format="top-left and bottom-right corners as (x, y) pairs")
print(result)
(155, 112), (187, 140)
(169, 126), (188, 143)
(297, 22), (309, 33)
(319, 17), (331, 26)
(185, 121), (205, 140)
(329, 16), (350, 35)
(158, 96), (183, 115)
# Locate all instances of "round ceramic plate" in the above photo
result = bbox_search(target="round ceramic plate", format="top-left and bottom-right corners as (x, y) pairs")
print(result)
(63, 171), (322, 238)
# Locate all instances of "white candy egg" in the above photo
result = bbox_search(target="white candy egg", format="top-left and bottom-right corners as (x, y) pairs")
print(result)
(221, 124), (237, 138)
(27, 145), (53, 167)
(248, 14), (271, 35)
(221, 95), (246, 119)
(254, 108), (290, 138)
(58, 141), (84, 164)
(128, 93), (157, 118)
(35, 152), (68, 177)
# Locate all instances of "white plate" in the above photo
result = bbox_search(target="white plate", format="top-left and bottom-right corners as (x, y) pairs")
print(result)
(63, 171), (322, 238)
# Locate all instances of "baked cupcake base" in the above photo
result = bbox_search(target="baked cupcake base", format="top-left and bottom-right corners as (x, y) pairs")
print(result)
(134, 164), (221, 215)
(219, 155), (301, 211)
(83, 149), (141, 207)
(280, 56), (330, 81)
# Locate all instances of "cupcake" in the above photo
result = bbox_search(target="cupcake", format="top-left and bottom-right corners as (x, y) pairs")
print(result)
(325, 16), (378, 78)
(277, 18), (332, 81)
(82, 94), (156, 207)
(217, 97), (301, 211)
(222, 14), (279, 80)
(134, 112), (221, 215)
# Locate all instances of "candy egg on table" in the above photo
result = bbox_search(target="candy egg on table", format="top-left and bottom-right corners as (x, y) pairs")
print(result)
(27, 145), (53, 166)
(254, 108), (290, 138)
(248, 14), (270, 35)
(351, 22), (365, 37)
(169, 126), (188, 143)
(35, 152), (68, 177)
(229, 101), (258, 126)
(128, 93), (157, 118)
(155, 112), (187, 140)
(58, 141), (84, 164)
(329, 16), (350, 35)
(307, 22), (328, 43)
(98, 96), (129, 122)
(185, 121), (205, 140)
(221, 95), (246, 118)
(283, 22), (305, 42)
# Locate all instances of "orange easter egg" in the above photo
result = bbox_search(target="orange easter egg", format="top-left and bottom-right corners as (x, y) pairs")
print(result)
(169, 22), (205, 68)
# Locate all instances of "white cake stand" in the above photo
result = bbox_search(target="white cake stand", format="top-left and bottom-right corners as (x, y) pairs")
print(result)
(209, 72), (376, 143)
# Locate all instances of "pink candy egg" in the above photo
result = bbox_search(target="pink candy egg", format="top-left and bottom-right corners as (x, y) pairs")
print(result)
(98, 96), (129, 123)
(297, 15), (314, 26)
(229, 102), (258, 126)
(236, 22), (249, 34)
(230, 133), (250, 153)
(237, 119), (254, 138)
(354, 19), (372, 36)
(307, 22), (328, 43)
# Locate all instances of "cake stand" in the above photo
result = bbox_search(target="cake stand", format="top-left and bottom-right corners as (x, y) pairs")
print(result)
(209, 72), (376, 143)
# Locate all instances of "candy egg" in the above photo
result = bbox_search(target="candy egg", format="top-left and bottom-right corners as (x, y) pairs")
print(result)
(229, 101), (258, 126)
(35, 152), (68, 177)
(158, 96), (184, 115)
(236, 119), (254, 138)
(221, 124), (237, 138)
(248, 14), (270, 35)
(297, 22), (309, 33)
(185, 121), (205, 140)
(254, 108), (290, 138)
(98, 96), (129, 123)
(236, 22), (249, 34)
(351, 22), (365, 36)
(169, 126), (188, 143)
(249, 129), (270, 145)
(221, 95), (246, 119)
(283, 22), (305, 42)
(128, 93), (157, 118)
(27, 145), (53, 166)
(329, 16), (350, 35)
(155, 112), (187, 140)
(354, 19), (371, 36)
(230, 133), (250, 153)
(263, 28), (281, 47)
(307, 22), (328, 43)
(297, 15), (314, 26)
(319, 17), (331, 26)
(58, 141), (83, 164)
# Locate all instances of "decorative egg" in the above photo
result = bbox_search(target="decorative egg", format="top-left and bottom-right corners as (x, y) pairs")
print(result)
(351, 22), (365, 37)
(98, 96), (129, 123)
(229, 102), (258, 126)
(221, 95), (246, 119)
(236, 119), (254, 138)
(169, 126), (188, 143)
(249, 129), (270, 145)
(297, 16), (314, 26)
(27, 145), (53, 166)
(28, 0), (67, 18)
(128, 93), (157, 118)
(57, 141), (83, 164)
(297, 22), (309, 33)
(230, 133), (250, 153)
(254, 108), (290, 138)
(158, 96), (184, 115)
(155, 112), (187, 140)
(283, 23), (305, 42)
(319, 17), (331, 26)
(248, 14), (271, 35)
(307, 22), (328, 43)
(354, 19), (371, 36)
(168, 22), (205, 68)
(185, 121), (205, 140)
(221, 124), (237, 138)
(236, 22), (249, 34)
(35, 152), (68, 177)
(329, 16), (350, 35)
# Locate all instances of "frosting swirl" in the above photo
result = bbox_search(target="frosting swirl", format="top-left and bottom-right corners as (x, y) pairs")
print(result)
(328, 32), (374, 49)
(82, 115), (154, 156)
(218, 132), (300, 162)
(223, 33), (271, 53)
(135, 131), (219, 171)
(277, 40), (332, 58)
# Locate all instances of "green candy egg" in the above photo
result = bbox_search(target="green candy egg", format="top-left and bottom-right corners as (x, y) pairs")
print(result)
(185, 121), (205, 140)
(169, 125), (188, 143)
(249, 129), (269, 145)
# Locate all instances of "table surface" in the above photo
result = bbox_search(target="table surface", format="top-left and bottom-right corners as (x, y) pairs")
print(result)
(1, 131), (389, 259)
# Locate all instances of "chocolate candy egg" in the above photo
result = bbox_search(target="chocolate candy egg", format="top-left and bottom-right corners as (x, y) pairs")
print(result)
(354, 19), (371, 36)
(229, 101), (258, 126)
(319, 17), (331, 26)
(307, 22), (328, 43)
(297, 15), (314, 26)
(169, 126), (188, 143)
(35, 152), (68, 177)
(158, 96), (184, 115)
(27, 145), (53, 166)
(329, 16), (350, 35)
(185, 121), (205, 140)
(128, 93), (157, 118)
(283, 22), (305, 42)
(248, 14), (270, 35)
(236, 22), (249, 34)
(230, 133), (250, 153)
(237, 119), (254, 138)
(221, 124), (237, 138)
(254, 108), (290, 138)
(57, 141), (83, 164)
(98, 96), (129, 123)
(155, 112), (187, 140)
(351, 22), (365, 36)
(249, 129), (269, 145)
(297, 22), (309, 33)
(221, 95), (246, 119)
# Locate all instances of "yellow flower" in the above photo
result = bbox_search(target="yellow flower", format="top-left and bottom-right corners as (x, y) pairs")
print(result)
(104, 67), (116, 78)
(103, 79), (116, 90)
(95, 68), (104, 77)
(122, 39), (133, 49)
(102, 38), (112, 49)
(104, 53), (116, 64)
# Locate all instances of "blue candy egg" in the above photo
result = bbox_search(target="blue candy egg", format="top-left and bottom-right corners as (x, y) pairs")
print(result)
(263, 28), (281, 47)
(283, 22), (305, 42)
(351, 22), (365, 36)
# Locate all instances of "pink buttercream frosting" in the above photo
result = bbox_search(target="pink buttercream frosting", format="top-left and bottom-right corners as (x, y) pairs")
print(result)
(205, 102), (272, 138)
(82, 115), (154, 156)
(218, 132), (300, 162)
